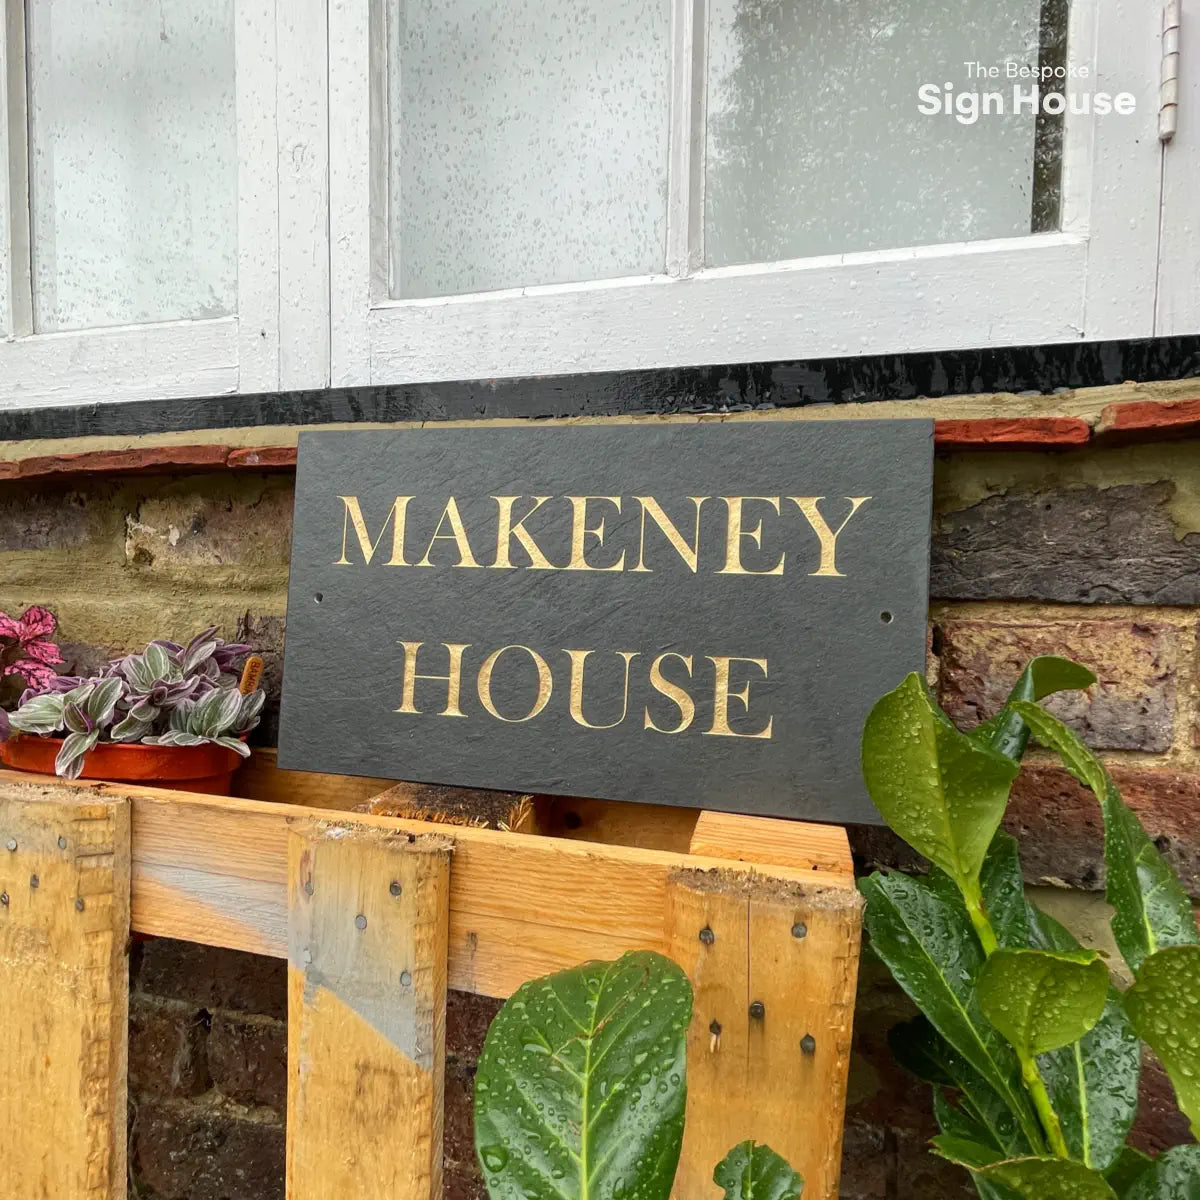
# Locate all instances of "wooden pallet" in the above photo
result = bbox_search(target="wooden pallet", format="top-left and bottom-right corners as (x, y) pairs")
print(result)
(0, 753), (863, 1199)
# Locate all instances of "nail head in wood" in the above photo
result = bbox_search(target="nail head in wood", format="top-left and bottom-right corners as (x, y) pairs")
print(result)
(389, 881), (402, 898)
(74, 897), (85, 912)
(791, 921), (808, 939)
(749, 1000), (765, 1020)
(0, 892), (8, 906)
(400, 970), (413, 987)
(801, 1034), (817, 1056)
(698, 925), (715, 945)
(57, 836), (67, 849)
(29, 875), (38, 889)
(5, 838), (15, 851)
(355, 913), (367, 931)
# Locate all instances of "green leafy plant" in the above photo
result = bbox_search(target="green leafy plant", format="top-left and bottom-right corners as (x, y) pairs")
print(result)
(1, 628), (264, 778)
(714, 1141), (804, 1199)
(860, 657), (1200, 1198)
(473, 949), (804, 1199)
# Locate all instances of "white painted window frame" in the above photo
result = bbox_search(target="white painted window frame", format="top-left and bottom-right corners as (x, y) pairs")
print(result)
(329, 0), (1168, 387)
(1157, 0), (1200, 336)
(0, 0), (329, 410)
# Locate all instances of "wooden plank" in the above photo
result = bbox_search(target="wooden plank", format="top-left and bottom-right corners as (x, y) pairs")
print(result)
(287, 821), (450, 1199)
(231, 748), (395, 810)
(689, 810), (853, 876)
(666, 869), (862, 1200)
(0, 780), (131, 1198)
(670, 821), (863, 1200)
(534, 795), (699, 852)
(667, 872), (751, 1200)
(0, 771), (853, 1000)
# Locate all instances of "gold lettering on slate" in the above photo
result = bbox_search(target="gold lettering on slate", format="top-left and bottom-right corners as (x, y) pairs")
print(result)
(565, 497), (626, 572)
(565, 649), (639, 728)
(704, 656), (773, 739)
(477, 645), (554, 722)
(788, 496), (872, 577)
(644, 652), (696, 734)
(395, 641), (469, 717)
(490, 497), (558, 569)
(631, 497), (708, 573)
(717, 497), (785, 576)
(335, 496), (413, 566)
(416, 497), (482, 568)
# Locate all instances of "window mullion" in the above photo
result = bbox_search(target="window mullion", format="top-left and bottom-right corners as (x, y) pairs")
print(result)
(3, 0), (32, 338)
(666, 0), (705, 277)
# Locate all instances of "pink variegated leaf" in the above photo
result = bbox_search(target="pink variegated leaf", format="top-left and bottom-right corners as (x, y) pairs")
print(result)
(15, 605), (57, 641)
(22, 637), (65, 666)
(5, 660), (58, 689)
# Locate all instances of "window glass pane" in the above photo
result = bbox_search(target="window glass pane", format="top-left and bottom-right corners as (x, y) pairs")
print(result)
(27, 0), (237, 333)
(389, 0), (671, 300)
(705, 0), (1065, 267)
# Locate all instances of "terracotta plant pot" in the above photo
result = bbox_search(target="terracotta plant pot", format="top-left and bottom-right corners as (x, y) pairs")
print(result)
(0, 735), (245, 795)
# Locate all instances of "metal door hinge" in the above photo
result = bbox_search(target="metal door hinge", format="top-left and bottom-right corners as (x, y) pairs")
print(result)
(1160, 0), (1181, 142)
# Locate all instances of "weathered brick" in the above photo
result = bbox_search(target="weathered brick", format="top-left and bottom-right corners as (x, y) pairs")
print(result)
(444, 992), (503, 1199)
(0, 445), (230, 481)
(1007, 765), (1200, 896)
(129, 997), (212, 1099)
(235, 613), (285, 744)
(124, 476), (294, 573)
(1130, 1049), (1196, 1155)
(845, 958), (931, 1135)
(445, 1060), (487, 1199)
(137, 938), (287, 1021)
(837, 1119), (890, 1198)
(447, 990), (504, 1067)
(939, 618), (1179, 751)
(207, 1013), (287, 1110)
(0, 482), (123, 553)
(133, 1100), (284, 1200)
(934, 417), (1091, 450)
(892, 1128), (976, 1198)
(1096, 397), (1200, 443)
(931, 483), (1200, 605)
(227, 446), (298, 469)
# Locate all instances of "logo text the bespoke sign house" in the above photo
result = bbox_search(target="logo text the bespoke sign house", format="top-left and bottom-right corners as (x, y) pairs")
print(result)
(279, 422), (933, 823)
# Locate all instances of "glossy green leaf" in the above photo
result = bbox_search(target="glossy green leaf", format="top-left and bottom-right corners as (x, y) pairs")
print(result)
(861, 871), (1044, 1150)
(1124, 1145), (1200, 1199)
(973, 657), (1097, 763)
(933, 1135), (1007, 1170)
(862, 673), (1020, 891)
(713, 1141), (803, 1199)
(890, 1015), (956, 1087)
(977, 948), (1109, 1058)
(892, 1016), (1032, 1156)
(474, 950), (692, 1200)
(1028, 907), (1140, 1171)
(975, 1158), (1117, 1199)
(1104, 1147), (1154, 1195)
(974, 1181), (1026, 1200)
(980, 833), (1033, 950)
(1124, 946), (1200, 1140)
(1010, 702), (1199, 975)
(934, 1089), (996, 1147)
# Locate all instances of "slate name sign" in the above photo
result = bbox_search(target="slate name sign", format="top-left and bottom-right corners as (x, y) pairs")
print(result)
(279, 422), (933, 824)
